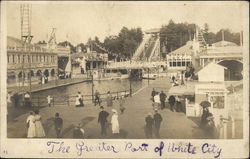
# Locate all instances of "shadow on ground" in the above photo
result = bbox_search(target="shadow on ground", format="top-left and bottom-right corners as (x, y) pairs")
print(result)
(61, 116), (95, 138)
(7, 106), (47, 122)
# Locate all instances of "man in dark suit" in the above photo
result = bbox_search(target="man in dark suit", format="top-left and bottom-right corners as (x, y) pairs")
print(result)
(168, 95), (176, 112)
(151, 88), (156, 102)
(153, 110), (163, 138)
(160, 91), (167, 109)
(98, 106), (109, 136)
(54, 113), (63, 138)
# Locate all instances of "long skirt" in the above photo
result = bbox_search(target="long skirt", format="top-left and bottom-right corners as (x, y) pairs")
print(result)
(27, 122), (36, 138)
(35, 121), (45, 137)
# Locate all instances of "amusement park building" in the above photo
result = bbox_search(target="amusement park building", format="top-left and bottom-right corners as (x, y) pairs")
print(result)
(7, 36), (70, 87)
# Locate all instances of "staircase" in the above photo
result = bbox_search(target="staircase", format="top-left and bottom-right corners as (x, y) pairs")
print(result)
(196, 26), (207, 49)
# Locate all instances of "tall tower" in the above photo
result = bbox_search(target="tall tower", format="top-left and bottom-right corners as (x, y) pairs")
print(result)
(20, 4), (33, 93)
(20, 4), (33, 43)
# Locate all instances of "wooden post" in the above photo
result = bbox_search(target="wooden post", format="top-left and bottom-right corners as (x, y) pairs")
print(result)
(129, 77), (132, 97)
(231, 116), (235, 138)
(91, 73), (94, 103)
(223, 122), (227, 139)
(38, 96), (40, 107)
(67, 96), (70, 107)
(148, 68), (150, 85)
(53, 96), (55, 107)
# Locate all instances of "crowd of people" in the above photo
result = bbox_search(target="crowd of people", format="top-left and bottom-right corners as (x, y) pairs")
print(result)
(151, 88), (184, 112)
(24, 89), (129, 138)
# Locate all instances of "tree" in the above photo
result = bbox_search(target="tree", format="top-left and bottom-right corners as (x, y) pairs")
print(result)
(160, 20), (196, 52)
(103, 27), (143, 60)
(76, 43), (87, 53)
(58, 41), (76, 53)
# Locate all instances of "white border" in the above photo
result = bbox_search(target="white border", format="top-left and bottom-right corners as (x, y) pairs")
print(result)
(0, 1), (249, 158)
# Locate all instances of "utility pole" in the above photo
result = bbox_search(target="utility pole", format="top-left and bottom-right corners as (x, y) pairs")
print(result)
(91, 71), (94, 102)
(148, 68), (150, 85)
(129, 71), (132, 96)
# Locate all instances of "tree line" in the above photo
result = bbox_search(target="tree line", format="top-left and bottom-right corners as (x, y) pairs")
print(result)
(37, 21), (241, 59)
(38, 27), (143, 60)
(160, 20), (241, 53)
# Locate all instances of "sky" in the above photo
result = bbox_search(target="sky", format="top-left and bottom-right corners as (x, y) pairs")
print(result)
(5, 1), (247, 45)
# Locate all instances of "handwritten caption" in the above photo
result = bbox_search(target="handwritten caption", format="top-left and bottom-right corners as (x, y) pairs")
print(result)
(47, 141), (222, 158)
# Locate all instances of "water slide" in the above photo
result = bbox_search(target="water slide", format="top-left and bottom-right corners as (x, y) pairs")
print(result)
(132, 34), (152, 60)
(132, 34), (160, 61)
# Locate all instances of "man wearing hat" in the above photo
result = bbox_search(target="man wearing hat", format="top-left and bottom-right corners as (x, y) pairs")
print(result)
(98, 106), (109, 136)
(54, 113), (63, 138)
(153, 109), (163, 138)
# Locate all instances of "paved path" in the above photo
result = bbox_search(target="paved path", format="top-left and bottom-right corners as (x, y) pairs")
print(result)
(7, 77), (208, 139)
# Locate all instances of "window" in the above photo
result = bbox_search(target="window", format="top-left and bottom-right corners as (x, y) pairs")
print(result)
(182, 62), (185, 67)
(169, 62), (173, 67)
(210, 96), (225, 109)
(12, 55), (15, 63)
(23, 55), (25, 63)
(18, 55), (20, 63)
(173, 62), (176, 67)
(177, 61), (181, 67)
(7, 55), (10, 63)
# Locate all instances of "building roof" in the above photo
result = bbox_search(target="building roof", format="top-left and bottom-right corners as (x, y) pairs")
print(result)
(168, 82), (195, 95)
(212, 40), (238, 47)
(195, 62), (227, 74)
(168, 41), (194, 55)
(7, 36), (45, 51)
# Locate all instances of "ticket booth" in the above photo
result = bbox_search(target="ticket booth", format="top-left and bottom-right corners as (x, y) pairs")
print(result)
(195, 83), (229, 126)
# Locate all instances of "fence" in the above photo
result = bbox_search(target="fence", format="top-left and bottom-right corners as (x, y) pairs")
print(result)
(28, 89), (131, 107)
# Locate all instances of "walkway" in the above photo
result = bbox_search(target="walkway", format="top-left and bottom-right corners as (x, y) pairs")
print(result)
(7, 77), (208, 139)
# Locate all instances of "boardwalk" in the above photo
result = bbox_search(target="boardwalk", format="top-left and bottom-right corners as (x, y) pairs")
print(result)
(7, 77), (208, 139)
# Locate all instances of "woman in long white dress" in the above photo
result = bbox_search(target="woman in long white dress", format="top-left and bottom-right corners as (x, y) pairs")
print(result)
(111, 109), (119, 134)
(26, 111), (36, 138)
(34, 110), (45, 137)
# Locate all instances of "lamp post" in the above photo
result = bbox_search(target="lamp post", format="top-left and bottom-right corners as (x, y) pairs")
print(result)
(91, 70), (94, 103)
(148, 67), (150, 85)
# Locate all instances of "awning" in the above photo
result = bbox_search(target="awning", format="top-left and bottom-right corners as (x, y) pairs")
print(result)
(168, 85), (195, 96)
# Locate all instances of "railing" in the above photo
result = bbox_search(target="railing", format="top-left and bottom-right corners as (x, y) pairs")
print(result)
(28, 89), (131, 107)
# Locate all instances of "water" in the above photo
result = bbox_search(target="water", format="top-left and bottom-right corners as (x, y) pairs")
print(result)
(31, 79), (147, 107)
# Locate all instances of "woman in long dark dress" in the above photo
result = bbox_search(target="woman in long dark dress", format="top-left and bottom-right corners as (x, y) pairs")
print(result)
(200, 107), (210, 128)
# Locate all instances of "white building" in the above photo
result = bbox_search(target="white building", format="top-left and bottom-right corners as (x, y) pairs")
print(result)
(196, 62), (226, 82)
